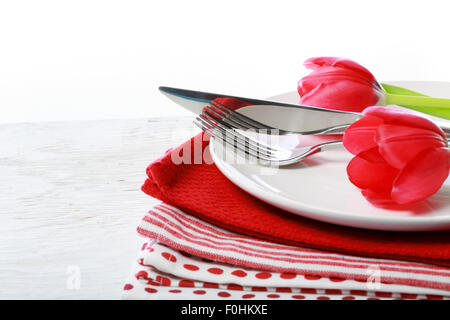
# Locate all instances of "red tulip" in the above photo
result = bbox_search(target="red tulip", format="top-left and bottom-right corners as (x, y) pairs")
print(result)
(298, 56), (450, 119)
(298, 57), (385, 112)
(343, 106), (449, 205)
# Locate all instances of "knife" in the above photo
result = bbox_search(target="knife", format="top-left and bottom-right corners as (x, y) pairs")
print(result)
(159, 86), (450, 136)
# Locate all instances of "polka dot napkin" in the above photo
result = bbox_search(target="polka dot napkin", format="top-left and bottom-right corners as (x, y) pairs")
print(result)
(122, 203), (450, 300)
(122, 239), (447, 300)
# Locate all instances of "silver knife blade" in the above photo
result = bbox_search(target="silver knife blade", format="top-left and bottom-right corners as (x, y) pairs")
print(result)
(159, 86), (362, 134)
(159, 86), (450, 136)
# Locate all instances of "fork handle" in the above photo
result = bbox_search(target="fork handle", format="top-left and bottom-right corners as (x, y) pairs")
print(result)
(316, 140), (343, 151)
(316, 139), (450, 154)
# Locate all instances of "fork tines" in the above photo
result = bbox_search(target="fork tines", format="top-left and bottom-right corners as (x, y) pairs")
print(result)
(193, 103), (280, 163)
(208, 101), (269, 130)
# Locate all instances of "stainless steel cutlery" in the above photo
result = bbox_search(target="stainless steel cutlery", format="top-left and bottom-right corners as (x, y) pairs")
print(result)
(193, 102), (343, 166)
(159, 86), (450, 136)
(160, 86), (450, 166)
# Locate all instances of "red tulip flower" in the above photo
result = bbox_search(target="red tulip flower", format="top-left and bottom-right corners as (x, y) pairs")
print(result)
(343, 106), (449, 205)
(298, 57), (384, 112)
(298, 56), (450, 119)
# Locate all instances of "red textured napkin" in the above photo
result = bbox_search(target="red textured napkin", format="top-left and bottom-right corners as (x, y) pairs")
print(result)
(142, 132), (450, 267)
(142, 99), (450, 268)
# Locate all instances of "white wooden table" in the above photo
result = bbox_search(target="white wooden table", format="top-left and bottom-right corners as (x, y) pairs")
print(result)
(0, 116), (198, 299)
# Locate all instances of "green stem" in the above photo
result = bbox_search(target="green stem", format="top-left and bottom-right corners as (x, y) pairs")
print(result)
(380, 83), (428, 97)
(385, 93), (450, 109)
(384, 93), (450, 120)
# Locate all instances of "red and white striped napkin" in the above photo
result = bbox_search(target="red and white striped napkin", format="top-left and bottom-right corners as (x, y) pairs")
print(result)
(122, 203), (450, 300)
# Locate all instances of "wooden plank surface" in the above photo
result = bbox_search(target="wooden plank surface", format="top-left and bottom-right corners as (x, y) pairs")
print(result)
(0, 116), (198, 299)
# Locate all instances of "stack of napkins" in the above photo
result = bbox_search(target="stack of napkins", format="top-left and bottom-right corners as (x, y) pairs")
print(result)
(122, 204), (449, 300)
(123, 98), (450, 300)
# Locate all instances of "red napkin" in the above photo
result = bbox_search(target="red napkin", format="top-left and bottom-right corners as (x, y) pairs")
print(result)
(142, 98), (450, 267)
(142, 132), (450, 267)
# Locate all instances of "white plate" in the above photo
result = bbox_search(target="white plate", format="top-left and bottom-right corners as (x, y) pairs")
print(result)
(209, 81), (450, 231)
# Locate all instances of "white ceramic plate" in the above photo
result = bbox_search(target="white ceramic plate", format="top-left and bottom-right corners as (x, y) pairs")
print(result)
(209, 81), (450, 231)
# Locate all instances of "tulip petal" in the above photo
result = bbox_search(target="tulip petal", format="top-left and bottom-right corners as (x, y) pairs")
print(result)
(376, 124), (448, 169)
(392, 147), (450, 204)
(343, 116), (383, 155)
(347, 154), (399, 193)
(300, 80), (380, 112)
(364, 106), (447, 140)
(297, 80), (324, 100)
(300, 68), (377, 88)
(355, 147), (386, 163)
(361, 189), (396, 207)
(304, 57), (376, 83)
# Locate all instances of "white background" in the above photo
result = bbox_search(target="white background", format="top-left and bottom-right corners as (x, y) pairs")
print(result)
(1, 0), (450, 123)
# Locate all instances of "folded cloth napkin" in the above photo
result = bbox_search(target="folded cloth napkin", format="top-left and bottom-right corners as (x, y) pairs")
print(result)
(130, 203), (450, 296)
(142, 132), (450, 267)
(122, 235), (448, 300)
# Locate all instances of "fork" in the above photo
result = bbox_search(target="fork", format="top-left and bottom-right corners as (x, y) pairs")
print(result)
(205, 100), (450, 136)
(202, 101), (350, 135)
(194, 108), (343, 166)
(194, 101), (450, 166)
